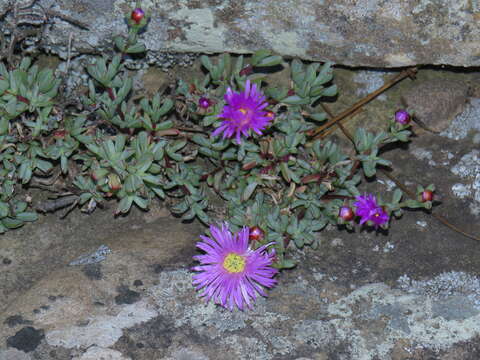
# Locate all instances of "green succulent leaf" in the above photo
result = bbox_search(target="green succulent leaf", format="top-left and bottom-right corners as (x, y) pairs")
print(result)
(282, 95), (310, 105)
(126, 43), (146, 54)
(251, 50), (271, 66)
(15, 212), (38, 222)
(2, 217), (23, 229)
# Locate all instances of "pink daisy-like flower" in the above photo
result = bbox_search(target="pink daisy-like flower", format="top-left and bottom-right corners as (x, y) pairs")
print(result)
(192, 223), (278, 311)
(353, 194), (389, 228)
(212, 80), (273, 144)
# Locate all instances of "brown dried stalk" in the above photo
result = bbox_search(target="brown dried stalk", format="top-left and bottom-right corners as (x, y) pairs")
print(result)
(306, 67), (418, 139)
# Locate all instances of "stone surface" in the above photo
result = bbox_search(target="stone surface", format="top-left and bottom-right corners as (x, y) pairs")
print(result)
(2, 0), (480, 67)
(0, 349), (32, 360)
(402, 79), (470, 133)
(73, 346), (130, 360)
(6, 327), (44, 353)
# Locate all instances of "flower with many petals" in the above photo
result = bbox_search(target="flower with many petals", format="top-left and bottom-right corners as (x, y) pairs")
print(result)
(353, 194), (389, 228)
(213, 80), (272, 144)
(192, 223), (278, 311)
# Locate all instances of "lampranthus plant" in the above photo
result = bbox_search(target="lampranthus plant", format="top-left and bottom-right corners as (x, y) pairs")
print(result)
(212, 80), (273, 144)
(0, 4), (441, 310)
(192, 224), (278, 311)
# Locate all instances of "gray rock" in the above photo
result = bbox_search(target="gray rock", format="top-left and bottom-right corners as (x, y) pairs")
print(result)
(4, 0), (480, 67)
(0, 349), (32, 360)
(402, 79), (470, 133)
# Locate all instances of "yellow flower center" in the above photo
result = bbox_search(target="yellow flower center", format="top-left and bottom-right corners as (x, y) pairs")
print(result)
(223, 253), (246, 273)
(236, 108), (252, 126)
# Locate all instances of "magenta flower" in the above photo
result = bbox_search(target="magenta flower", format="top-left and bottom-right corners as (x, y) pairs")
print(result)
(353, 194), (389, 228)
(212, 80), (272, 144)
(192, 223), (278, 311)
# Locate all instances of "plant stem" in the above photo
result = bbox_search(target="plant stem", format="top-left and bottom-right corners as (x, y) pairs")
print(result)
(306, 67), (417, 139)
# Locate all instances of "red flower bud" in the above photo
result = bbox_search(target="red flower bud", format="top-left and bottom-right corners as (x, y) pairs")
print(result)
(287, 89), (295, 96)
(131, 8), (145, 24)
(338, 206), (354, 221)
(421, 190), (434, 202)
(108, 174), (122, 191)
(248, 226), (265, 242)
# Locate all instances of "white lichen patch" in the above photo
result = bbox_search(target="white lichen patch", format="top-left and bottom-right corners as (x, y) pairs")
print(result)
(45, 300), (158, 348)
(74, 346), (131, 360)
(410, 146), (436, 166)
(0, 349), (31, 360)
(451, 150), (480, 178)
(416, 220), (427, 228)
(383, 242), (395, 253)
(39, 266), (480, 358)
(331, 238), (344, 247)
(450, 150), (480, 215)
(353, 71), (387, 100)
(397, 271), (480, 310)
(473, 132), (480, 144)
(169, 8), (227, 53)
(377, 178), (396, 191)
(293, 320), (336, 349)
(224, 336), (271, 360)
(163, 348), (210, 360)
(327, 278), (480, 357)
(451, 183), (472, 199)
(144, 269), (480, 359)
(441, 98), (480, 140)
(313, 271), (325, 281)
(385, 53), (416, 67)
(263, 31), (308, 58)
